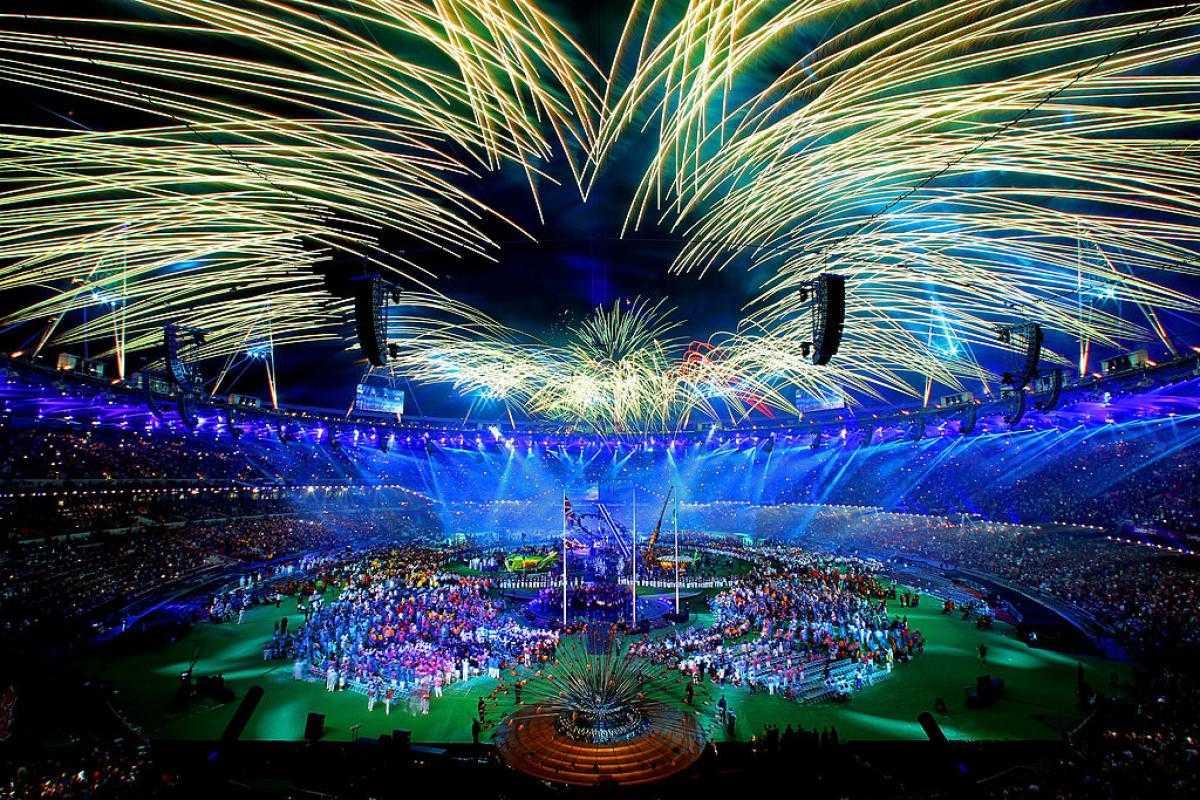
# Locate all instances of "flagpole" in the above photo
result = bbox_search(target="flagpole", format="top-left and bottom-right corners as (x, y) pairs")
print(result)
(673, 492), (680, 616)
(631, 488), (637, 628)
(562, 490), (568, 627)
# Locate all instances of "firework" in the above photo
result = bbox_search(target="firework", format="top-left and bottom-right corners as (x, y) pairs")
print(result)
(0, 1), (602, 360)
(599, 0), (1200, 397)
(384, 295), (799, 430)
(1, 1), (1198, 422)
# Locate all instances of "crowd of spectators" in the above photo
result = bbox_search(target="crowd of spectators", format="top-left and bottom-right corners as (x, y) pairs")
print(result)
(777, 507), (1200, 656)
(6, 364), (1200, 536)
(0, 428), (260, 484)
(2, 419), (1195, 662)
(1, 362), (1198, 797)
(0, 736), (175, 800)
(0, 532), (216, 637)
(909, 665), (1200, 800)
(3, 417), (1195, 662)
(595, 502), (1199, 658)
(0, 508), (439, 639)
(1071, 666), (1200, 799)
(0, 488), (301, 538)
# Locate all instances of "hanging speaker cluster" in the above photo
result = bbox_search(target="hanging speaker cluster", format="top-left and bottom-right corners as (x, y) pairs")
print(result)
(1002, 386), (1027, 425)
(164, 325), (189, 392)
(315, 258), (392, 367)
(809, 273), (846, 366)
(1020, 325), (1044, 387)
(959, 402), (977, 435)
(353, 273), (389, 367)
(175, 394), (197, 429)
(998, 323), (1043, 389)
(158, 323), (206, 428)
(163, 323), (205, 395)
(144, 374), (163, 420)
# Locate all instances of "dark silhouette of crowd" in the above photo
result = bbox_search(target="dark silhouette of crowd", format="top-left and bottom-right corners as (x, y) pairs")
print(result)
(0, 506), (438, 640)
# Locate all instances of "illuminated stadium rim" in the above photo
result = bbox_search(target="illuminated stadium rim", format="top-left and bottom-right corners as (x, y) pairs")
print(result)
(3, 351), (1199, 445)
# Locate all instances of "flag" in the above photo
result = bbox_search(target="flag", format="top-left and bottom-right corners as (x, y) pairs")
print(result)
(563, 495), (575, 525)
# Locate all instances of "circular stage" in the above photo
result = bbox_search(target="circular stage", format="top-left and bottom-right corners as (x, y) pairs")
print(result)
(493, 631), (708, 785)
(494, 703), (706, 786)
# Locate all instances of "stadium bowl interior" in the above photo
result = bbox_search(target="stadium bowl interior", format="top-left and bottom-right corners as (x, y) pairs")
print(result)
(0, 2), (1198, 798)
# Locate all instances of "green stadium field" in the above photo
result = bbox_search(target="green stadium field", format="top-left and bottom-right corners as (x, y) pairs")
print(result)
(90, 593), (1127, 744)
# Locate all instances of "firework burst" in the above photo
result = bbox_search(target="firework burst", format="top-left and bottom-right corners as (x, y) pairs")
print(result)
(0, 1), (1198, 423)
(384, 295), (797, 431)
(0, 0), (602, 361)
(599, 0), (1200, 398)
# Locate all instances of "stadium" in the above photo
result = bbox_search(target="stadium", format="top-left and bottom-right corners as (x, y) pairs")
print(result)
(0, 1), (1198, 798)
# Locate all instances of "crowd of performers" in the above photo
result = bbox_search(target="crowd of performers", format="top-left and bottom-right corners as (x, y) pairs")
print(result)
(283, 546), (558, 713)
(631, 548), (924, 701)
(207, 555), (336, 625)
(266, 542), (922, 721)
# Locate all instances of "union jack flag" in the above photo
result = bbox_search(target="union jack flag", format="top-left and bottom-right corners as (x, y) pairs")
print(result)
(563, 495), (575, 525)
